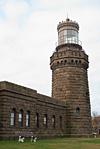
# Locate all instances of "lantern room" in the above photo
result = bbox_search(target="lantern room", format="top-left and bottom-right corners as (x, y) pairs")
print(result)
(57, 18), (81, 46)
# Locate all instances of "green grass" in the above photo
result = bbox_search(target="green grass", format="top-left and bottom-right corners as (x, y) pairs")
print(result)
(78, 138), (100, 144)
(0, 138), (100, 149)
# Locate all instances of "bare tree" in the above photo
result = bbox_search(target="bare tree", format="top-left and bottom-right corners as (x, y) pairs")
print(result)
(92, 111), (100, 132)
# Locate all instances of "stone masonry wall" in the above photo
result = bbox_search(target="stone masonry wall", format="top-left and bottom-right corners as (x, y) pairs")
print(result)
(0, 81), (66, 140)
(50, 44), (92, 137)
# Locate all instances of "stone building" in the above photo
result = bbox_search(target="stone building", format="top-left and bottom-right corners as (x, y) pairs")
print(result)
(0, 18), (92, 140)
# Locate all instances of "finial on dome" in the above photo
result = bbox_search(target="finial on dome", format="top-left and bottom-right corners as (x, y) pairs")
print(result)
(66, 18), (70, 21)
(67, 13), (68, 18)
(66, 13), (70, 21)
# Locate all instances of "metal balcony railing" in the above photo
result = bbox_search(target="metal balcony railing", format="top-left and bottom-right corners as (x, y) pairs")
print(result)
(55, 36), (82, 47)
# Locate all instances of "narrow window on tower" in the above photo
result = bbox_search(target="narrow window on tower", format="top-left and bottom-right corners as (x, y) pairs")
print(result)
(57, 61), (59, 65)
(76, 108), (80, 116)
(36, 113), (39, 128)
(75, 60), (77, 65)
(26, 111), (30, 127)
(10, 108), (16, 126)
(52, 115), (55, 128)
(44, 114), (47, 128)
(19, 109), (23, 126)
(64, 60), (67, 64)
(71, 60), (74, 63)
(61, 61), (63, 65)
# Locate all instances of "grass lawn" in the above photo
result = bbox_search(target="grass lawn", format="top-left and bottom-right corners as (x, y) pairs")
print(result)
(0, 138), (100, 149)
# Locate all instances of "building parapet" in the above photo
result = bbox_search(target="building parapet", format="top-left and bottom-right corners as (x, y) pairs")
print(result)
(0, 81), (66, 108)
(0, 81), (37, 98)
(37, 93), (66, 107)
(50, 47), (88, 64)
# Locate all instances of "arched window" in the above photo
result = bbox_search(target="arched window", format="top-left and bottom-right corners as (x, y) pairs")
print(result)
(57, 61), (59, 65)
(36, 113), (39, 128)
(44, 114), (47, 128)
(76, 108), (80, 116)
(26, 111), (30, 127)
(10, 108), (16, 126)
(60, 116), (62, 128)
(75, 60), (77, 65)
(52, 115), (55, 128)
(19, 109), (23, 126)
(61, 61), (63, 64)
(71, 60), (74, 63)
(64, 60), (67, 64)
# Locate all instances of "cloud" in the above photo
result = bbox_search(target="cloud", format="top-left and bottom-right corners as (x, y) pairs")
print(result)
(0, 6), (57, 95)
(4, 0), (29, 20)
(41, 0), (80, 8)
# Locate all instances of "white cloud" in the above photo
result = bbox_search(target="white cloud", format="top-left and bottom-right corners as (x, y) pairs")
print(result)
(4, 0), (29, 20)
(41, 0), (80, 8)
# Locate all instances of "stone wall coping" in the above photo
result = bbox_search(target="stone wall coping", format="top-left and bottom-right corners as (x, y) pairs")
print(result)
(37, 93), (66, 107)
(0, 81), (66, 107)
(0, 81), (37, 98)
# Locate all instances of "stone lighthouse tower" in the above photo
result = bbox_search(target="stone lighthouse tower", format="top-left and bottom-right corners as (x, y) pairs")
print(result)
(50, 18), (92, 137)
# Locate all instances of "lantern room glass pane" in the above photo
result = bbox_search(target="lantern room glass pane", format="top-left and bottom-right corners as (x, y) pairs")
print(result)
(63, 29), (78, 44)
(64, 30), (67, 35)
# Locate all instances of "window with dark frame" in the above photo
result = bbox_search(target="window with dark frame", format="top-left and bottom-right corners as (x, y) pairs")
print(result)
(76, 108), (80, 116)
(52, 115), (55, 128)
(19, 109), (23, 126)
(60, 116), (62, 128)
(44, 114), (47, 128)
(36, 113), (39, 128)
(26, 111), (30, 127)
(99, 129), (100, 135)
(10, 108), (16, 126)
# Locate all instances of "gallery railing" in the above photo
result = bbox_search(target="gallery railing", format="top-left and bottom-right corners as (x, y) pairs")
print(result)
(55, 35), (82, 47)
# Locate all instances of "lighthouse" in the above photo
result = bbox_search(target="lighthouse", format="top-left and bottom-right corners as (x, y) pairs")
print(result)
(50, 18), (92, 137)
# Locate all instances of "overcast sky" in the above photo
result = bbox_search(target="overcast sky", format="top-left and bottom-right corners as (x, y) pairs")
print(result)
(0, 0), (100, 114)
